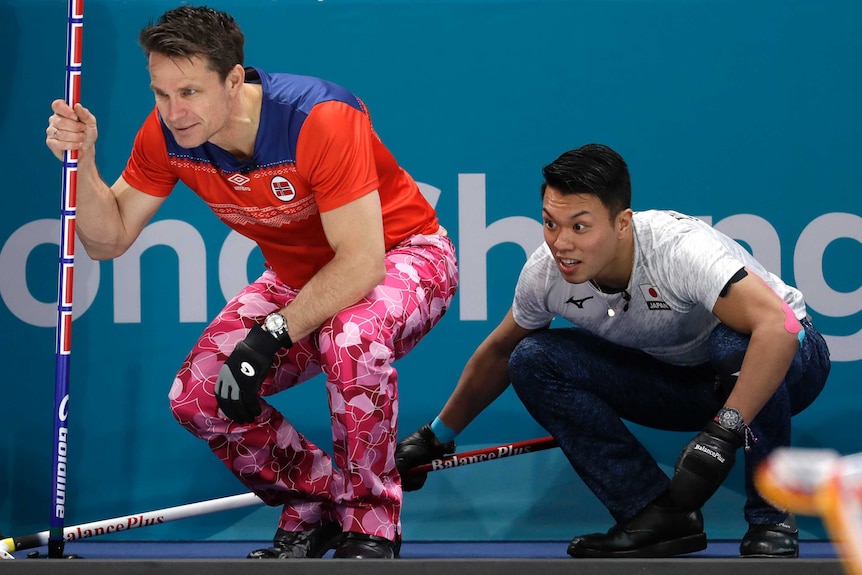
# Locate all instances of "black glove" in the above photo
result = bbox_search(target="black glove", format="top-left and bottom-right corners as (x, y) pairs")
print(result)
(395, 423), (456, 492)
(669, 419), (745, 510)
(215, 323), (283, 423)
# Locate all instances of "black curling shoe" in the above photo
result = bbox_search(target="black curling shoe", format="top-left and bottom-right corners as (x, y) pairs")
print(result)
(568, 497), (707, 558)
(740, 515), (799, 558)
(332, 532), (401, 559)
(247, 522), (343, 559)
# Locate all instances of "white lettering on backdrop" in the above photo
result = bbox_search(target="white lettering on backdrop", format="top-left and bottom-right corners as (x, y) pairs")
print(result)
(1, 177), (860, 360)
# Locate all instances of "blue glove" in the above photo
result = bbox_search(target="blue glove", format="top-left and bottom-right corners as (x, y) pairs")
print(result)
(215, 324), (283, 423)
(669, 419), (745, 510)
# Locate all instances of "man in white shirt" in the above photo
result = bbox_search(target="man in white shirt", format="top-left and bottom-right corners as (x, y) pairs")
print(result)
(396, 143), (830, 558)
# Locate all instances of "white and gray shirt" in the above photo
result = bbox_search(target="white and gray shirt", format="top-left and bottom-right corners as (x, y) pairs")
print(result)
(512, 210), (807, 366)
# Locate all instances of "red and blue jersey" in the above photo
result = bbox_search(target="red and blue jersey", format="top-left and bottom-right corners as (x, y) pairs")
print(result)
(122, 67), (439, 288)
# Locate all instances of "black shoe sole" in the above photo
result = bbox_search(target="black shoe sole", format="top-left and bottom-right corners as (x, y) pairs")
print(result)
(569, 533), (708, 558)
(332, 534), (400, 559)
(739, 526), (799, 559)
(247, 523), (343, 559)
(739, 551), (799, 559)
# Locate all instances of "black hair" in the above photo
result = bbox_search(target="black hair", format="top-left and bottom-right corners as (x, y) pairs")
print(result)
(541, 143), (632, 218)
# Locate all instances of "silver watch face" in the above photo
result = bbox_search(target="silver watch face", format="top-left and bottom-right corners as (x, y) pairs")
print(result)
(718, 408), (743, 430)
(265, 313), (286, 335)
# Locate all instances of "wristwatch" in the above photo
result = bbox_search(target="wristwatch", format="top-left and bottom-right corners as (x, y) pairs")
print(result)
(263, 312), (293, 348)
(715, 407), (746, 433)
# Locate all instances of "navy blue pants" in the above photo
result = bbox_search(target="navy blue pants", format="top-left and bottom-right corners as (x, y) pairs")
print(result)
(508, 319), (830, 526)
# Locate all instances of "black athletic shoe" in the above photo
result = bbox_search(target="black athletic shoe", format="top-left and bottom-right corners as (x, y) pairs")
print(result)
(739, 515), (799, 558)
(567, 497), (707, 558)
(247, 522), (343, 559)
(332, 532), (401, 559)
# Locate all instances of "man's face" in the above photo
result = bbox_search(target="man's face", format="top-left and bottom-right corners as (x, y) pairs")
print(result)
(147, 52), (237, 149)
(542, 185), (626, 285)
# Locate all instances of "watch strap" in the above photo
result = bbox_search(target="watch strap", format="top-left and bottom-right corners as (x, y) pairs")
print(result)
(246, 323), (285, 356)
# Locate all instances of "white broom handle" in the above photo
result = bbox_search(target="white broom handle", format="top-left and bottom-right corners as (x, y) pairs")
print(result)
(2, 492), (263, 553)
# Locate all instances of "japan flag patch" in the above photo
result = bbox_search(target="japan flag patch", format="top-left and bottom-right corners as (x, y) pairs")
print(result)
(639, 284), (671, 310)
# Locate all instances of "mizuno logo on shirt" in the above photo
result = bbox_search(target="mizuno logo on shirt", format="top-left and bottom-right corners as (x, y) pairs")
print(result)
(566, 296), (594, 308)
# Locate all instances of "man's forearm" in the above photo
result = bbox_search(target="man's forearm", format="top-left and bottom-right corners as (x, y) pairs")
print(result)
(724, 328), (799, 423)
(438, 353), (512, 434)
(72, 156), (128, 260)
(281, 249), (385, 341)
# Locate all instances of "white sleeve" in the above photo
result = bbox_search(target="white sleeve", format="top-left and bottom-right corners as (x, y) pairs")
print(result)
(511, 245), (557, 329)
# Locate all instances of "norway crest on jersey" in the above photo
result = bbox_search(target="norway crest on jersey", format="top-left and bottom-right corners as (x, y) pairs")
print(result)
(271, 176), (296, 202)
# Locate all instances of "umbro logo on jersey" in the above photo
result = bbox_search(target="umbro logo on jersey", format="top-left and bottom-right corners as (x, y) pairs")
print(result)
(271, 176), (296, 202)
(227, 173), (251, 191)
(566, 296), (594, 308)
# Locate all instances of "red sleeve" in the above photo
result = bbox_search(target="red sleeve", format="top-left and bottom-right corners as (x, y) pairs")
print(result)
(121, 108), (178, 198)
(295, 100), (379, 212)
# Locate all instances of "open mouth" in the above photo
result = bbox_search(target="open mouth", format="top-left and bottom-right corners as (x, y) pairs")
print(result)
(557, 258), (580, 272)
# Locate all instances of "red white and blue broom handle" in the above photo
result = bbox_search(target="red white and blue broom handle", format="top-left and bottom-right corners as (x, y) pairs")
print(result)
(49, 0), (83, 559)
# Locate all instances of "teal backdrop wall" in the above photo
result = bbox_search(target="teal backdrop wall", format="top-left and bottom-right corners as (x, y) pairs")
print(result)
(2, 0), (861, 544)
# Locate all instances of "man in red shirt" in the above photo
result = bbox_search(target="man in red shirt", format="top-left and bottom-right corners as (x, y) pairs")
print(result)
(46, 5), (458, 560)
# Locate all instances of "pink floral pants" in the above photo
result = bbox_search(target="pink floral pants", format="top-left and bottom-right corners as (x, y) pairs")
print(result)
(168, 233), (458, 540)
